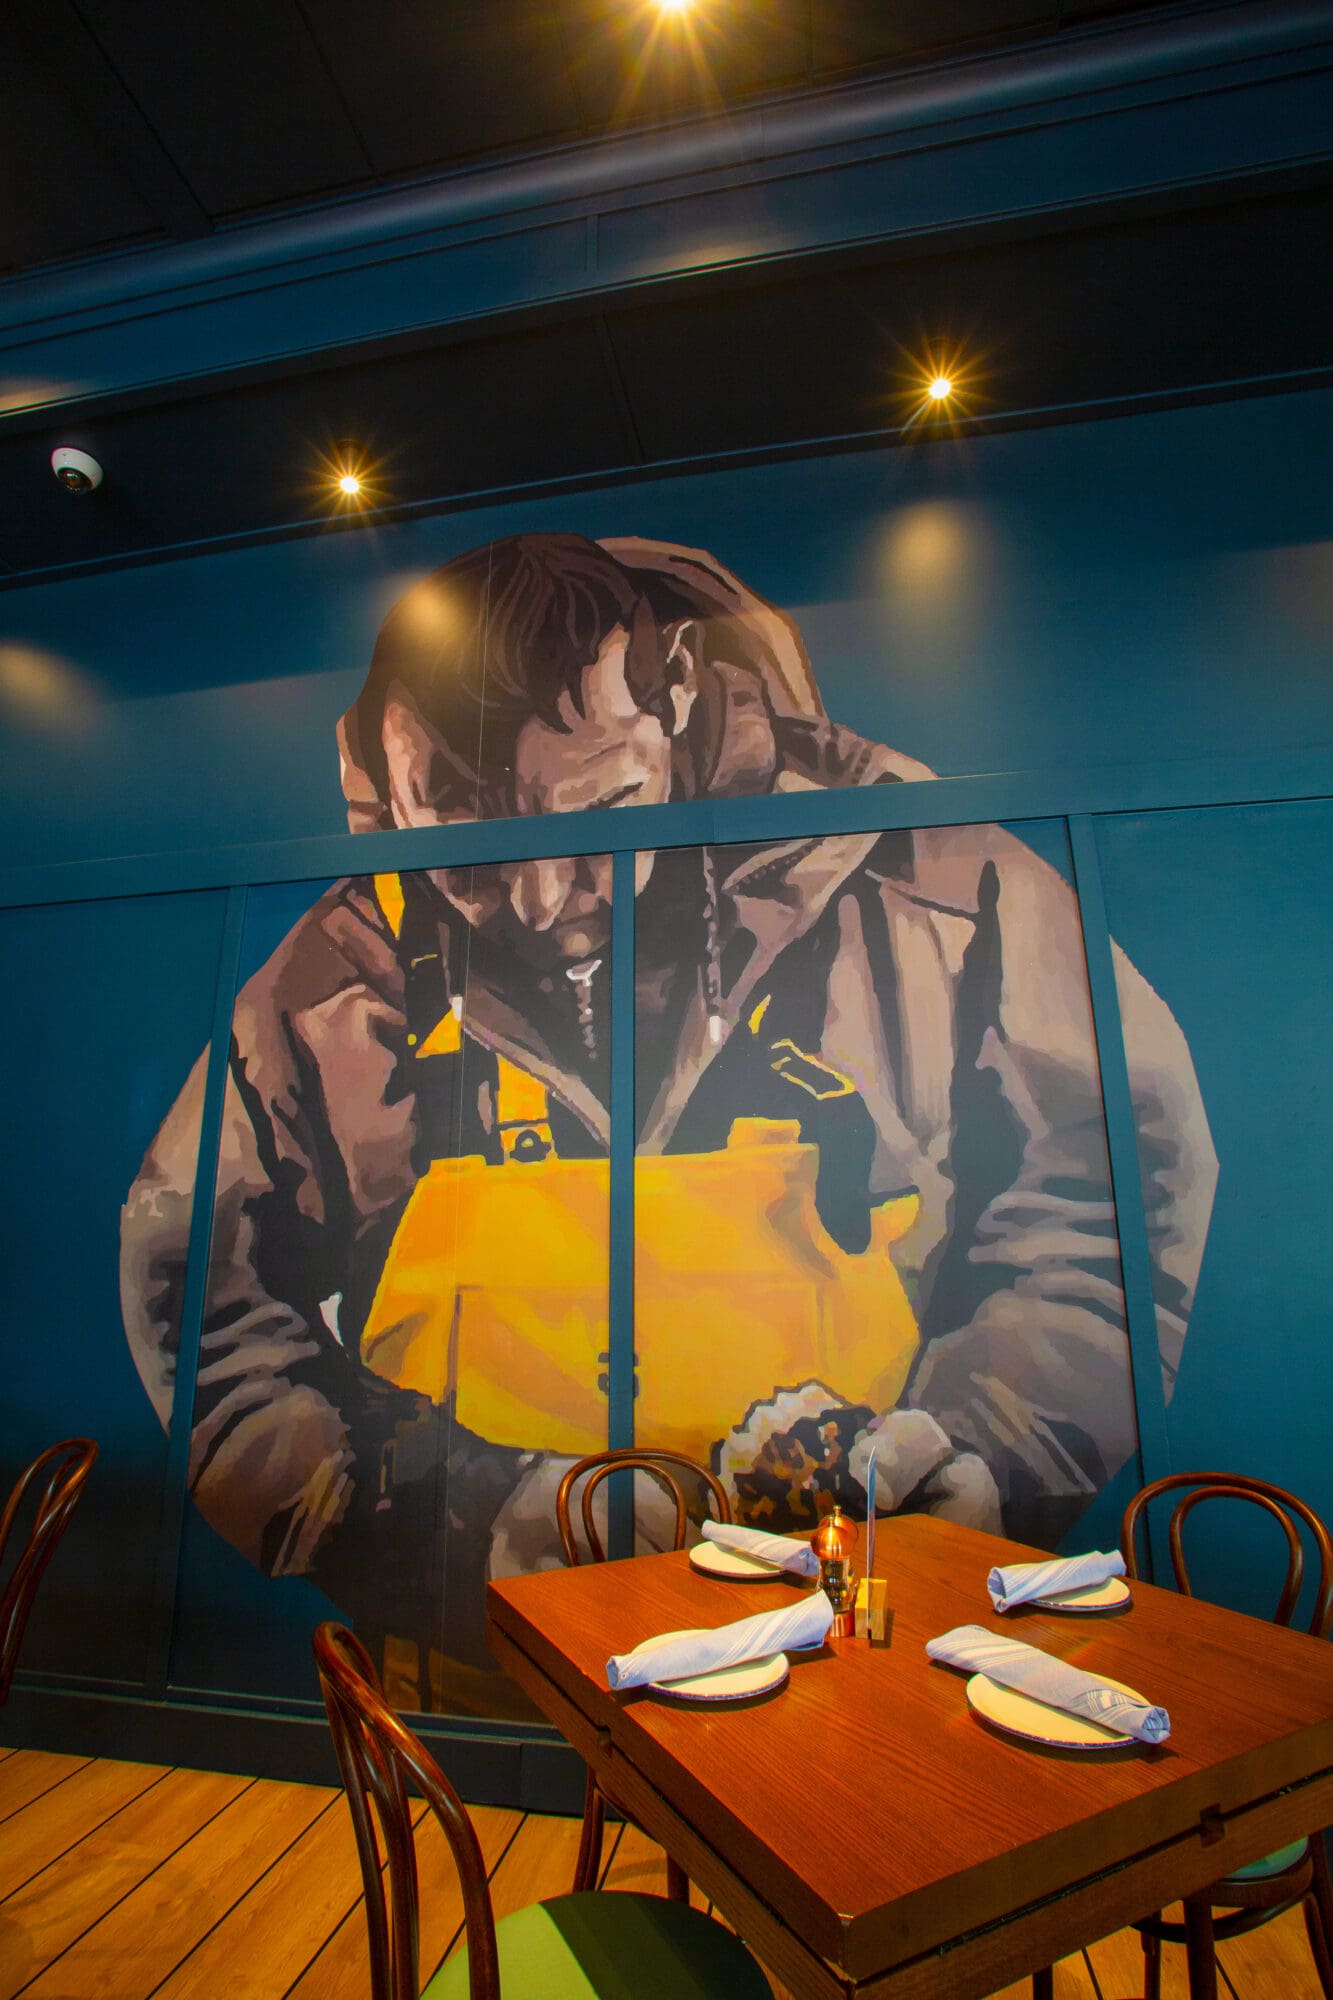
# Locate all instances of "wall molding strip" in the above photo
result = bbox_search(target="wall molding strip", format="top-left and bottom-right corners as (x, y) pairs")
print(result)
(2, 750), (1329, 913)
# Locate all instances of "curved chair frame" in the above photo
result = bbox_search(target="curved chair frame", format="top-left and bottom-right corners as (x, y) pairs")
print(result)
(1121, 1472), (1333, 2000)
(315, 1620), (501, 2000)
(554, 1448), (732, 1569)
(0, 1438), (98, 1705)
(555, 1448), (732, 1899)
(314, 1621), (772, 2000)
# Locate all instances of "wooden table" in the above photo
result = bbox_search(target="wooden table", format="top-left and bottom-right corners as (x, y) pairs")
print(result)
(486, 1515), (1333, 2000)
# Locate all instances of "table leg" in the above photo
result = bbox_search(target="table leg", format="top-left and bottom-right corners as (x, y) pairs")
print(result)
(574, 1767), (605, 1893)
(1182, 1893), (1218, 2000)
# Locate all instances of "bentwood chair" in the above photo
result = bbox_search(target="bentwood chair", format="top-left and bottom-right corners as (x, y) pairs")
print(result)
(313, 1621), (773, 2000)
(0, 1437), (98, 1705)
(555, 1449), (732, 1901)
(1121, 1472), (1333, 2000)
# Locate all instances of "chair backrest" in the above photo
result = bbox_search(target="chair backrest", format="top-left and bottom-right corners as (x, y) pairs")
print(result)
(0, 1438), (98, 1704)
(1121, 1472), (1333, 1638)
(555, 1448), (732, 1567)
(313, 1621), (501, 2000)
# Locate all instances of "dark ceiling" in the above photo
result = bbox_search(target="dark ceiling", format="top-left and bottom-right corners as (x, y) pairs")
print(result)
(2, 2), (1329, 588)
(6, 0), (1174, 277)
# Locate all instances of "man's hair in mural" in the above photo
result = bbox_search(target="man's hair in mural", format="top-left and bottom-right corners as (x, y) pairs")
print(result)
(347, 534), (689, 799)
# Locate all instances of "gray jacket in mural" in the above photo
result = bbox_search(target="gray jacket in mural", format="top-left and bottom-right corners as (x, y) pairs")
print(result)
(120, 564), (1216, 1708)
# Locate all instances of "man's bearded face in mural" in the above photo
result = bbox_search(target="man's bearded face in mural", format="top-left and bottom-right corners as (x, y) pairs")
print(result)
(367, 572), (698, 967)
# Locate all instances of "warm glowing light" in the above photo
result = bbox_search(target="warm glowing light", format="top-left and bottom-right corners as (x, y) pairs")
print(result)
(927, 375), (953, 401)
(308, 440), (384, 514)
(0, 643), (95, 727)
(655, 0), (693, 14)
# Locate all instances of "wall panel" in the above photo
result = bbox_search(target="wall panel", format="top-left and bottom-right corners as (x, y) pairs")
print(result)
(0, 888), (227, 1688)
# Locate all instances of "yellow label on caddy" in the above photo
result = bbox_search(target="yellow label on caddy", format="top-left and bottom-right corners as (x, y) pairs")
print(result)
(360, 1117), (921, 1467)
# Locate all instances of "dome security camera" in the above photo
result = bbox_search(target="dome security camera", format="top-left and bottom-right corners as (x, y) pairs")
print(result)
(51, 447), (103, 493)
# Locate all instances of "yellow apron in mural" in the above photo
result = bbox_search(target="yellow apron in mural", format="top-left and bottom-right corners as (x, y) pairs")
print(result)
(360, 1116), (921, 1467)
(362, 871), (922, 1467)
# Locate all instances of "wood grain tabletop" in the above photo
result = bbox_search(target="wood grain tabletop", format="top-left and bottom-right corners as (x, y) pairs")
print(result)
(488, 1515), (1333, 1994)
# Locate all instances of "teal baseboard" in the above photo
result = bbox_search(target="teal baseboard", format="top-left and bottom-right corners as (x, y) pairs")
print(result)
(1, 1679), (586, 1813)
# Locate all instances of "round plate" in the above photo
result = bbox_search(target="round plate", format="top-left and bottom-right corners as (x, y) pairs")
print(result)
(1035, 1577), (1132, 1613)
(651, 1652), (790, 1702)
(966, 1670), (1146, 1749)
(689, 1542), (786, 1582)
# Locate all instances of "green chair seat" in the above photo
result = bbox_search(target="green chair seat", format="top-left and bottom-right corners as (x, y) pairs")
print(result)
(426, 1892), (773, 1999)
(1220, 1838), (1309, 1885)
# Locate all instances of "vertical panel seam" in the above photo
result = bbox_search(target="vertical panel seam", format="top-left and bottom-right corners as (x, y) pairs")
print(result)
(143, 884), (248, 1698)
(1066, 817), (1173, 1558)
(607, 850), (636, 1559)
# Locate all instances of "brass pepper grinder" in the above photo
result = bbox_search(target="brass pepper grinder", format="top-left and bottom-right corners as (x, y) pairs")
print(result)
(811, 1506), (859, 1637)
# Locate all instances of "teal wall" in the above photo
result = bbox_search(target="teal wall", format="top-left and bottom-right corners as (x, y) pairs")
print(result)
(2, 382), (1330, 1786)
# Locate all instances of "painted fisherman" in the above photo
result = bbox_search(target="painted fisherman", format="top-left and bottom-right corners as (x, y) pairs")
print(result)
(122, 533), (1215, 1715)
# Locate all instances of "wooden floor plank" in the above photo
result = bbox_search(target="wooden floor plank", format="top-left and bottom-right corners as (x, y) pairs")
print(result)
(1220, 1899), (1326, 1997)
(1088, 1916), (1169, 1997)
(425, 1810), (585, 1983)
(598, 1820), (668, 1897)
(595, 1821), (710, 1912)
(0, 1766), (252, 2000)
(150, 1788), (365, 1999)
(0, 1755), (90, 1826)
(480, 1811), (585, 1925)
(0, 1759), (167, 1903)
(416, 1805), (524, 1979)
(985, 1958), (1097, 1999)
(15, 1777), (330, 2000)
(1085, 1900), (1325, 2000)
(283, 1802), (521, 2000)
(0, 1751), (1323, 2000)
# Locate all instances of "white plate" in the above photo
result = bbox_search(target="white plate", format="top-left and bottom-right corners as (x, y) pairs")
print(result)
(1035, 1577), (1132, 1613)
(689, 1542), (787, 1582)
(651, 1652), (790, 1702)
(966, 1671), (1146, 1749)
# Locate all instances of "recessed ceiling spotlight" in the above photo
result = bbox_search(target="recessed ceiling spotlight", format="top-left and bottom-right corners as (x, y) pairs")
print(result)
(899, 345), (977, 428)
(330, 441), (368, 504)
(310, 438), (383, 515)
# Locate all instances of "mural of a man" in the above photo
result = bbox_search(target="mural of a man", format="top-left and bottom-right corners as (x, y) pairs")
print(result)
(122, 533), (1216, 1716)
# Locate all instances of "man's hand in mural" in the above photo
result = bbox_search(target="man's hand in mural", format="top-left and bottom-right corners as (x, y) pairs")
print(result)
(486, 1387), (1001, 1583)
(715, 1382), (1002, 1534)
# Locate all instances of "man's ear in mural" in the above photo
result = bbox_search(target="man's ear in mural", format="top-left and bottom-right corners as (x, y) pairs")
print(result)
(662, 617), (701, 740)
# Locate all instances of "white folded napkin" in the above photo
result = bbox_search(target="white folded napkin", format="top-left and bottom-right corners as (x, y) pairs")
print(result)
(987, 1548), (1127, 1612)
(607, 1591), (834, 1691)
(700, 1518), (820, 1577)
(926, 1624), (1170, 1743)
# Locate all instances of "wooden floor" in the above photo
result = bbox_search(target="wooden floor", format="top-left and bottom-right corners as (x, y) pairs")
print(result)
(0, 1743), (1319, 1999)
